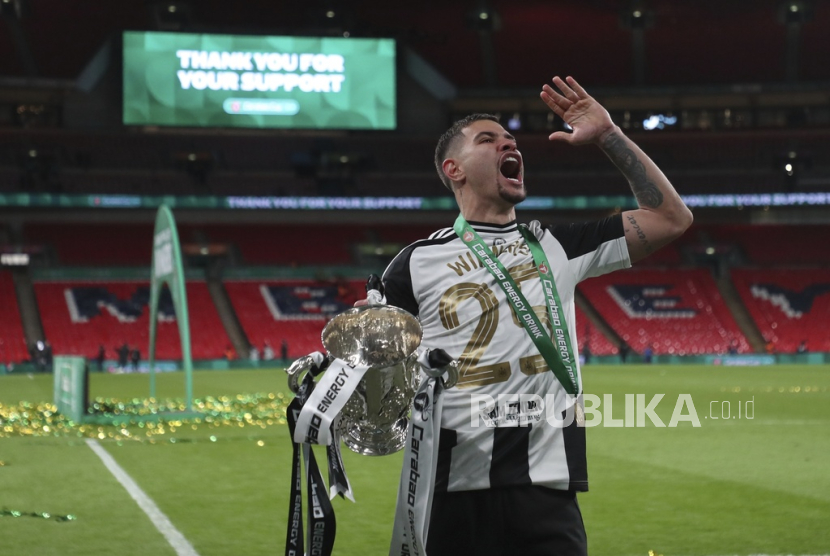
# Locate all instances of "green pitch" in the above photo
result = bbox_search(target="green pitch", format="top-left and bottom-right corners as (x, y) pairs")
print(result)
(1, 365), (828, 556)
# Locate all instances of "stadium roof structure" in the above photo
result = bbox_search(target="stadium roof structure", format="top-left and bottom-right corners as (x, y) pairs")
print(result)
(1, 1), (828, 224)
(1, 0), (829, 89)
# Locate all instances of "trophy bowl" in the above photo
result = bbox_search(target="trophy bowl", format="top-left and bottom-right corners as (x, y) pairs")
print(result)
(321, 305), (422, 456)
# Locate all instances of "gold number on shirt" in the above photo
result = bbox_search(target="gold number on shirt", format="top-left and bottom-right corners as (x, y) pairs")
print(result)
(438, 282), (509, 388)
(438, 263), (554, 388)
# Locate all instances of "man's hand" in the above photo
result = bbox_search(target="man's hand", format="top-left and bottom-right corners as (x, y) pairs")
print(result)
(540, 76), (615, 146)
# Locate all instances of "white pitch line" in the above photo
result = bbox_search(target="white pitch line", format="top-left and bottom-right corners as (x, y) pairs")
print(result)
(86, 439), (200, 556)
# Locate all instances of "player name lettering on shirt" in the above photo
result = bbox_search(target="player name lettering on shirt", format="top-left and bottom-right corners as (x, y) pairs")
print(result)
(447, 238), (529, 277)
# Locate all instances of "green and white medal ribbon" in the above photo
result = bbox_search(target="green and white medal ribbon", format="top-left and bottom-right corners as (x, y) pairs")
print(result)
(453, 214), (580, 395)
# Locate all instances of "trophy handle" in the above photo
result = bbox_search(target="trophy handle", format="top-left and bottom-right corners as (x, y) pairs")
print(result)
(443, 360), (459, 389)
(286, 352), (331, 393)
(422, 348), (459, 389)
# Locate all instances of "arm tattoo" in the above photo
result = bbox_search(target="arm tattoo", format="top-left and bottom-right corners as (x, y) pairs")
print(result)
(603, 132), (663, 209)
(626, 213), (653, 254)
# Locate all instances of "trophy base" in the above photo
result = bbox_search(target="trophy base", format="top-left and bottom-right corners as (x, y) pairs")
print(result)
(340, 418), (409, 456)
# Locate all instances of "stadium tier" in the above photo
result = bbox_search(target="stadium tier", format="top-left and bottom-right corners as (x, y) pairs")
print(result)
(628, 242), (683, 266)
(710, 225), (830, 265)
(0, 270), (29, 364)
(574, 304), (617, 356)
(194, 224), (368, 265)
(731, 268), (830, 353)
(367, 224), (455, 245)
(49, 223), (446, 267)
(24, 222), (413, 266)
(578, 268), (750, 355)
(33, 280), (229, 360)
(182, 223), (439, 264)
(3, 128), (829, 198)
(24, 223), (155, 266)
(224, 279), (365, 358)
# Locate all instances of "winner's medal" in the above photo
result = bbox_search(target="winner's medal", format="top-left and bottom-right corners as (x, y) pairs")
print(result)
(575, 401), (585, 426)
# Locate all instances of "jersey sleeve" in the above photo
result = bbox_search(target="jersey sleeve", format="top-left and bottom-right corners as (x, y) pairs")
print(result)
(381, 245), (419, 317)
(546, 214), (631, 282)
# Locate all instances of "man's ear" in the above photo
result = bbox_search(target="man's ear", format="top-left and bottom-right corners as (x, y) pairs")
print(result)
(442, 158), (463, 185)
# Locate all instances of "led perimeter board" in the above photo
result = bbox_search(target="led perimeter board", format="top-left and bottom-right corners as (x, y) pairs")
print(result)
(123, 31), (396, 130)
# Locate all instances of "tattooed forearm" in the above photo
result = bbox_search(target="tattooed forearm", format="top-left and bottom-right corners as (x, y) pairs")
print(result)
(603, 132), (664, 209)
(626, 214), (653, 254)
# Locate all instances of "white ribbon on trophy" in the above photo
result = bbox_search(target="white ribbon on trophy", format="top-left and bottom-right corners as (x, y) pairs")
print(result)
(293, 357), (371, 447)
(388, 349), (456, 556)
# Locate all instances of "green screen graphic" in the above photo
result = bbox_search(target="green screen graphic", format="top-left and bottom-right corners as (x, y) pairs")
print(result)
(123, 31), (396, 130)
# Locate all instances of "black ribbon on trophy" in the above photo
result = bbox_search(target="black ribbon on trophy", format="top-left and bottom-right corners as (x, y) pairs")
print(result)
(285, 362), (338, 556)
(283, 275), (458, 556)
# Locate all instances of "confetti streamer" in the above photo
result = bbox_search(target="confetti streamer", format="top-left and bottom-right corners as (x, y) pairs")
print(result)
(0, 393), (292, 439)
(0, 509), (76, 522)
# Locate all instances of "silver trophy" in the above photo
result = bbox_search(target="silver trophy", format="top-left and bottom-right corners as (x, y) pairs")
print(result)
(287, 304), (424, 456)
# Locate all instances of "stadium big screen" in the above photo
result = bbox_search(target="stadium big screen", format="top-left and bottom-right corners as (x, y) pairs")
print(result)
(123, 31), (396, 130)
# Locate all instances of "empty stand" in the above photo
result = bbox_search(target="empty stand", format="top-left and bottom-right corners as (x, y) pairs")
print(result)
(225, 279), (364, 359)
(34, 281), (229, 360)
(633, 242), (683, 266)
(197, 224), (368, 265)
(574, 304), (617, 357)
(0, 271), (29, 363)
(579, 268), (750, 355)
(709, 225), (830, 265)
(22, 221), (460, 268)
(731, 268), (830, 352)
(369, 224), (451, 245)
(25, 223), (155, 266)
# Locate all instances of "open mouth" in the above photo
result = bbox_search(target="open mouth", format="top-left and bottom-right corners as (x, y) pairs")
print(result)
(499, 151), (523, 184)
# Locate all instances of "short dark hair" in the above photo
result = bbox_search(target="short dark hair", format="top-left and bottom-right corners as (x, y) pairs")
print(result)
(434, 113), (499, 191)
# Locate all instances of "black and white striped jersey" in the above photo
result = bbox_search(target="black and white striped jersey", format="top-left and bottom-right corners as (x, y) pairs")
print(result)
(382, 216), (630, 493)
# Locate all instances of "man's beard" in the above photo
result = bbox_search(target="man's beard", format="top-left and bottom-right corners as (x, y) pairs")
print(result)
(498, 181), (527, 205)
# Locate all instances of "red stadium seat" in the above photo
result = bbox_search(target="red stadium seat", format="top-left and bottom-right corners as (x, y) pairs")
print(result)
(33, 280), (229, 361)
(574, 304), (618, 356)
(225, 279), (365, 359)
(0, 271), (30, 364)
(579, 268), (750, 355)
(731, 268), (830, 353)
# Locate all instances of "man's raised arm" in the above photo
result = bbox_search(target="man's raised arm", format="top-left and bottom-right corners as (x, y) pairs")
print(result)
(541, 76), (693, 263)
